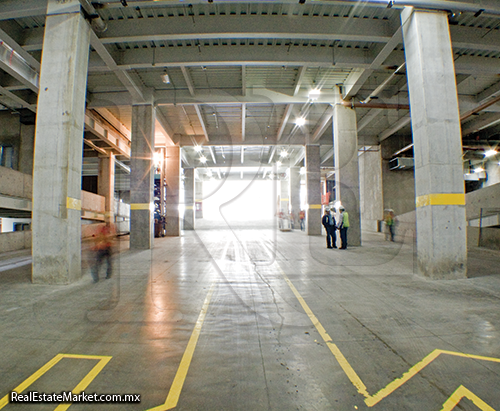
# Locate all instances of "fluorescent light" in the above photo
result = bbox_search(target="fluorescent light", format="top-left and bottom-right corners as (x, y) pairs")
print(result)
(474, 167), (484, 173)
(295, 117), (306, 126)
(484, 149), (497, 157)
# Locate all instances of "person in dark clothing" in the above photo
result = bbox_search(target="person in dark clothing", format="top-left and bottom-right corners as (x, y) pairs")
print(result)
(322, 208), (337, 249)
(338, 206), (349, 249)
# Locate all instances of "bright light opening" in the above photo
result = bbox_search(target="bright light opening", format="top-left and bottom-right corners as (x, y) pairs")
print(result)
(153, 152), (162, 168)
(295, 117), (306, 127)
(474, 167), (484, 173)
(199, 155), (207, 163)
(308, 88), (321, 100)
(484, 149), (497, 157)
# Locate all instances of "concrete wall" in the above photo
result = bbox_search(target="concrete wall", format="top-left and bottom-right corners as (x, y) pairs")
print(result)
(0, 230), (32, 252)
(0, 165), (32, 199)
(0, 112), (22, 170)
(484, 160), (500, 187)
(381, 136), (415, 215)
(466, 182), (500, 250)
(359, 148), (383, 232)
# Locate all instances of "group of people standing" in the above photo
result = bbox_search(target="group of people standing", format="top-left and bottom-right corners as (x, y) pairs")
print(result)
(322, 207), (349, 250)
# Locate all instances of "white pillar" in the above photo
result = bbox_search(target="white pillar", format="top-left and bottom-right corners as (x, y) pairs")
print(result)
(333, 98), (361, 246)
(184, 168), (195, 230)
(402, 7), (467, 279)
(130, 104), (154, 249)
(305, 145), (321, 235)
(32, 2), (90, 284)
(166, 146), (180, 236)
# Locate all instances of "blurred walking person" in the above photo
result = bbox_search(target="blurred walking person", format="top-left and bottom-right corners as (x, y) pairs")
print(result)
(91, 222), (116, 283)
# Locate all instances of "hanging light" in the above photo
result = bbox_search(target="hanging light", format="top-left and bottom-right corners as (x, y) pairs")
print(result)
(161, 71), (171, 84)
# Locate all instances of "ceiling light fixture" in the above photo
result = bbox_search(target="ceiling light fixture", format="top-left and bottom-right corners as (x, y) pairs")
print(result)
(295, 117), (306, 127)
(161, 71), (170, 84)
(484, 149), (497, 157)
(194, 145), (203, 152)
(199, 156), (207, 163)
(474, 167), (484, 173)
(276, 161), (282, 167)
(279, 150), (288, 158)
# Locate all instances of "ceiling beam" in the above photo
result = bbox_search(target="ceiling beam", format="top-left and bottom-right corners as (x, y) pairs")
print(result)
(293, 66), (307, 97)
(180, 66), (195, 96)
(277, 104), (293, 141)
(343, 27), (402, 100)
(476, 81), (500, 105)
(321, 147), (334, 165)
(89, 31), (145, 103)
(155, 108), (177, 145)
(290, 146), (305, 167)
(311, 106), (333, 143)
(0, 0), (48, 20)
(194, 105), (209, 141)
(378, 116), (411, 142)
(358, 108), (383, 132)
(0, 85), (36, 112)
(209, 146), (217, 164)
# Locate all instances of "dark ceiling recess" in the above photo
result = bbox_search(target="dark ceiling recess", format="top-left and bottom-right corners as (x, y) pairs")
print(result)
(19, 109), (35, 126)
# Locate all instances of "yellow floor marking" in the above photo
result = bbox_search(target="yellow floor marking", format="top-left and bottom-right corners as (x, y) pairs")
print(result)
(281, 270), (500, 410)
(146, 283), (215, 411)
(0, 353), (111, 410)
(440, 385), (495, 411)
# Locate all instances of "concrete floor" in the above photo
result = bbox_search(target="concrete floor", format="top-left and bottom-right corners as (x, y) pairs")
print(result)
(1, 221), (500, 410)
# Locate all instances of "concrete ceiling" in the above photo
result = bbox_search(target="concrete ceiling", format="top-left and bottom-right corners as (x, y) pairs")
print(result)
(1, 0), (500, 172)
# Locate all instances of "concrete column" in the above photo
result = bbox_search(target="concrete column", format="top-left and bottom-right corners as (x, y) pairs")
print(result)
(160, 148), (166, 217)
(195, 180), (203, 219)
(184, 168), (195, 230)
(166, 146), (180, 236)
(32, 2), (90, 284)
(402, 7), (467, 279)
(98, 152), (115, 223)
(19, 123), (35, 175)
(305, 145), (321, 235)
(130, 104), (154, 249)
(359, 148), (383, 233)
(279, 178), (289, 215)
(289, 166), (301, 229)
(333, 98), (361, 246)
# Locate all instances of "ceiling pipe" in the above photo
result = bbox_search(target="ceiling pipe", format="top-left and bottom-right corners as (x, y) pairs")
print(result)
(79, 0), (107, 32)
(460, 95), (500, 122)
(342, 101), (410, 110)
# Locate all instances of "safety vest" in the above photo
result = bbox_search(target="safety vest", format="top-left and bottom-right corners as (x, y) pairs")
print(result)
(342, 212), (349, 228)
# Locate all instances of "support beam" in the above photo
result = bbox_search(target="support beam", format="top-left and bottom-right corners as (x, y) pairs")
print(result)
(293, 66), (307, 96)
(378, 116), (411, 142)
(181, 66), (196, 96)
(194, 104), (209, 141)
(277, 104), (293, 142)
(311, 106), (333, 143)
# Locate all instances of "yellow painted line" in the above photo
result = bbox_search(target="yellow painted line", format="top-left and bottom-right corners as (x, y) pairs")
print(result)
(416, 193), (465, 208)
(282, 274), (369, 398)
(440, 385), (495, 411)
(308, 204), (322, 209)
(0, 354), (111, 410)
(280, 269), (500, 408)
(131, 203), (152, 210)
(185, 206), (194, 210)
(147, 283), (215, 411)
(66, 197), (81, 211)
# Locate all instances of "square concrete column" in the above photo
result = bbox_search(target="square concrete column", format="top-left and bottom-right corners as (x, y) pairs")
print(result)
(279, 178), (289, 214)
(98, 152), (115, 223)
(130, 104), (154, 249)
(195, 181), (203, 219)
(183, 168), (195, 230)
(305, 145), (322, 235)
(359, 148), (383, 232)
(32, 3), (90, 284)
(289, 167), (301, 229)
(402, 7), (467, 279)
(333, 99), (361, 246)
(166, 146), (180, 236)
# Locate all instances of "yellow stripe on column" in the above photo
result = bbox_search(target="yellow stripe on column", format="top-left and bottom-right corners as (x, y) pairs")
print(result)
(416, 193), (465, 208)
(281, 198), (289, 202)
(66, 197), (81, 211)
(130, 203), (152, 210)
(185, 206), (194, 210)
(309, 204), (322, 209)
